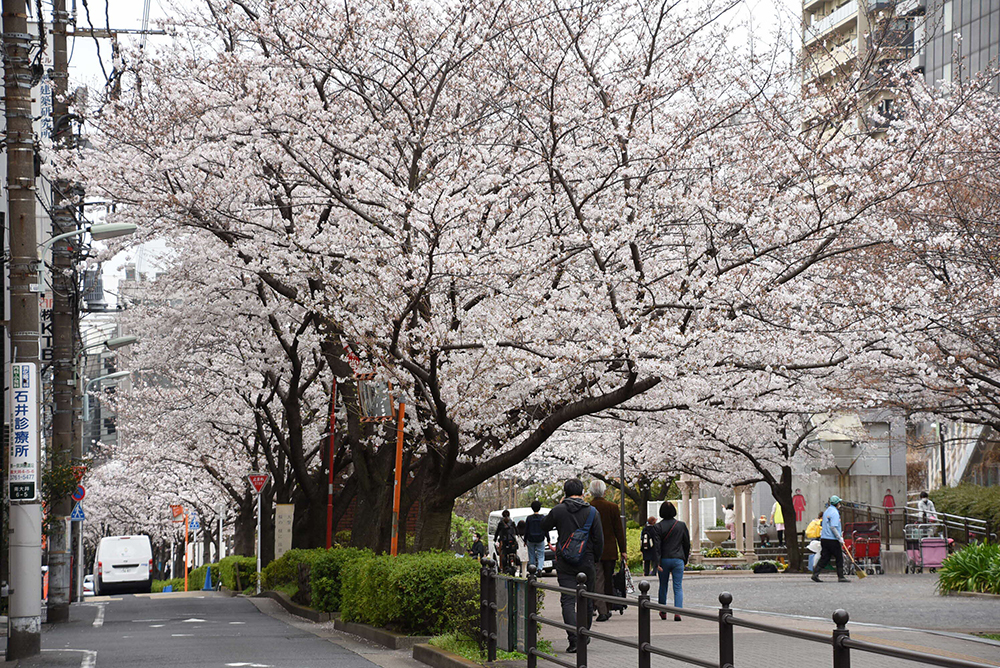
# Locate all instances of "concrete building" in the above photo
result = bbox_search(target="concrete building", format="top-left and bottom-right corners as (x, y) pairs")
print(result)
(906, 0), (1000, 91)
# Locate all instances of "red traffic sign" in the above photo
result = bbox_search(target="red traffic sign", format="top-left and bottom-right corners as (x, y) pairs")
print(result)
(247, 473), (270, 495)
(71, 485), (86, 502)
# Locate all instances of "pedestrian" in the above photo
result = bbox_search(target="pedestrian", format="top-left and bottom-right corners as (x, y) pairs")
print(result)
(469, 532), (486, 560)
(523, 500), (548, 574)
(805, 512), (823, 540)
(757, 516), (771, 548)
(587, 480), (627, 622)
(793, 488), (807, 523)
(652, 501), (690, 622)
(541, 478), (604, 654)
(917, 491), (937, 523)
(811, 495), (848, 583)
(515, 519), (528, 576)
(770, 500), (786, 546)
(495, 510), (519, 575)
(723, 503), (736, 540)
(640, 516), (657, 575)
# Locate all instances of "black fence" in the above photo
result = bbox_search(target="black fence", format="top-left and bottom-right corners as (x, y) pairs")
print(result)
(479, 560), (994, 668)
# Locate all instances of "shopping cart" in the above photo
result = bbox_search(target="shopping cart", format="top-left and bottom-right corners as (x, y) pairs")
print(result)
(904, 523), (949, 573)
(843, 522), (882, 575)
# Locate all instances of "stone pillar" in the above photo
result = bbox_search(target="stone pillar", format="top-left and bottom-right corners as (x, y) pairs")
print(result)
(690, 479), (701, 561)
(743, 486), (756, 560)
(679, 479), (691, 528)
(733, 486), (745, 553)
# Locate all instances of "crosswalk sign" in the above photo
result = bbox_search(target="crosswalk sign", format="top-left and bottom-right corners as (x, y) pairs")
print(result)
(70, 503), (85, 522)
(189, 513), (201, 530)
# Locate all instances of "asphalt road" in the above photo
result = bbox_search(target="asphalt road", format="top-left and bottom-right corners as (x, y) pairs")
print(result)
(13, 591), (384, 668)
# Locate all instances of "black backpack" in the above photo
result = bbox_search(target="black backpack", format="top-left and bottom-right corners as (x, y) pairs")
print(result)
(640, 526), (655, 551)
(752, 562), (779, 574)
(558, 507), (597, 566)
(525, 514), (547, 543)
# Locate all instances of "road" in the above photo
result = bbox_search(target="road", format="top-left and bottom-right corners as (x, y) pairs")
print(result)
(10, 591), (409, 668)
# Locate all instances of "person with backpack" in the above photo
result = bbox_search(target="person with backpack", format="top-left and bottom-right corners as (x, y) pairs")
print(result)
(524, 501), (548, 573)
(541, 478), (604, 654)
(495, 510), (520, 575)
(640, 516), (658, 575)
(652, 501), (690, 622)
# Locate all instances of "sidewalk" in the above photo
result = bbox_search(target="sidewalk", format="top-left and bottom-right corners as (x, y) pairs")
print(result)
(535, 574), (1000, 668)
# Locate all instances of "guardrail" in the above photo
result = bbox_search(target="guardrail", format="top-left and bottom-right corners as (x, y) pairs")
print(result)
(840, 502), (995, 549)
(479, 560), (995, 668)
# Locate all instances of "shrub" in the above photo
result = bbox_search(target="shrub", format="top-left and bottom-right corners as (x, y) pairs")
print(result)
(152, 577), (185, 593)
(441, 571), (480, 640)
(626, 527), (642, 570)
(261, 548), (327, 590)
(930, 485), (1000, 537)
(218, 555), (257, 592)
(188, 562), (221, 590)
(937, 542), (1000, 595)
(336, 530), (352, 545)
(341, 552), (480, 634)
(311, 547), (373, 612)
(452, 514), (487, 554)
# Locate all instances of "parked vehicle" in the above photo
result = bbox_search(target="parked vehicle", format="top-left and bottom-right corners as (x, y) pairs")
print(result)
(83, 574), (95, 596)
(93, 535), (153, 594)
(486, 507), (558, 573)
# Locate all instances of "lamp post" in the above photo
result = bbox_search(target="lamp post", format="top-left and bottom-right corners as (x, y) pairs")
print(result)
(34, 223), (137, 291)
(83, 370), (130, 421)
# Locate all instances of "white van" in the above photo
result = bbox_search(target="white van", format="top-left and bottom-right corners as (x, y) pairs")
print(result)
(487, 507), (558, 574)
(94, 535), (153, 595)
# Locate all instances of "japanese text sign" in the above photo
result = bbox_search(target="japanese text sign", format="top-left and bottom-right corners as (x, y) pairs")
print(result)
(9, 363), (38, 501)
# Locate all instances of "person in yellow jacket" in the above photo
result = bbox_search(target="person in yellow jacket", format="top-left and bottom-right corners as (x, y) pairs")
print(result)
(769, 501), (786, 546)
(805, 512), (823, 540)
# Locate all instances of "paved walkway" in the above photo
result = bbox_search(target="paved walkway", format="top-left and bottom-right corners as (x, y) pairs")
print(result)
(535, 573), (1000, 668)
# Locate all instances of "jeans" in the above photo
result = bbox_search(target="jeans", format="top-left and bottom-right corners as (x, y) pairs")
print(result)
(527, 541), (546, 572)
(658, 558), (684, 609)
(556, 566), (595, 643)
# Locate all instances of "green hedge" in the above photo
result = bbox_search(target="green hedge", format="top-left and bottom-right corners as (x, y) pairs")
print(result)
(189, 563), (221, 590)
(261, 548), (331, 603)
(152, 577), (185, 593)
(441, 571), (480, 640)
(312, 547), (372, 612)
(219, 556), (257, 592)
(930, 485), (1000, 534)
(341, 551), (480, 634)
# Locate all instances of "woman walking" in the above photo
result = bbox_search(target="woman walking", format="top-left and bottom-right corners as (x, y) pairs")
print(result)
(652, 501), (691, 622)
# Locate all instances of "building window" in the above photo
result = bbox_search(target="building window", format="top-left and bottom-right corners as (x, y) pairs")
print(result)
(944, 1), (953, 34)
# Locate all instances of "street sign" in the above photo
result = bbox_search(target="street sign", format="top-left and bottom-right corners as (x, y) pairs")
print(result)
(71, 485), (86, 502)
(9, 363), (39, 501)
(170, 504), (185, 522)
(247, 473), (270, 495)
(189, 513), (201, 531)
(70, 503), (85, 522)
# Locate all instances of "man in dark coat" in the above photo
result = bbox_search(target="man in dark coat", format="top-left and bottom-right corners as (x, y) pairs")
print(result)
(588, 480), (628, 621)
(542, 478), (604, 653)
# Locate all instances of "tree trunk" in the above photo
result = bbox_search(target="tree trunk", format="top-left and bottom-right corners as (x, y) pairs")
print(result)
(233, 496), (256, 557)
(414, 496), (455, 552)
(773, 467), (801, 572)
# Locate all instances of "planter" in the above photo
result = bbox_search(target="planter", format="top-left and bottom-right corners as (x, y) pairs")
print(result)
(704, 529), (732, 548)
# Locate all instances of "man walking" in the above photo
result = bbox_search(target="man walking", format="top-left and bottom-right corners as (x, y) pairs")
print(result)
(524, 501), (548, 574)
(811, 495), (848, 583)
(542, 479), (604, 653)
(588, 480), (627, 622)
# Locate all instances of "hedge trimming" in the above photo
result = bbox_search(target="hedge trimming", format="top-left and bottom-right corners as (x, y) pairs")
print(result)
(340, 551), (480, 634)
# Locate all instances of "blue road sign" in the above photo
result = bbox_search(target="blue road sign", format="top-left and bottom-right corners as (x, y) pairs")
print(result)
(70, 503), (85, 521)
(189, 514), (201, 530)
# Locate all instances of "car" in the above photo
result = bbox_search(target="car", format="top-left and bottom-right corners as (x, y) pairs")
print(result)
(487, 507), (558, 574)
(83, 574), (95, 596)
(93, 535), (153, 595)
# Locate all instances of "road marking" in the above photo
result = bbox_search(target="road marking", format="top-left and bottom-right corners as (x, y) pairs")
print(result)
(171, 633), (193, 637)
(229, 621), (246, 625)
(93, 603), (107, 628)
(225, 663), (273, 667)
(41, 649), (97, 668)
(150, 624), (164, 628)
(181, 617), (206, 623)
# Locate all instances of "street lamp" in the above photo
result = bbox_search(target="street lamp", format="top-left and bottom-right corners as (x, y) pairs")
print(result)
(82, 370), (130, 421)
(34, 223), (137, 291)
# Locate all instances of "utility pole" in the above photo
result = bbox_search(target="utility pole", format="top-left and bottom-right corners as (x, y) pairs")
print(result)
(47, 0), (76, 621)
(4, 0), (43, 657)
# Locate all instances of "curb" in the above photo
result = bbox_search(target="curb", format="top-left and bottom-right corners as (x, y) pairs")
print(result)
(334, 618), (431, 650)
(943, 590), (1000, 600)
(256, 590), (332, 622)
(413, 643), (483, 668)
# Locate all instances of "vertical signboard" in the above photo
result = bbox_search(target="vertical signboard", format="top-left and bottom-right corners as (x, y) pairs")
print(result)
(274, 504), (294, 560)
(9, 363), (38, 500)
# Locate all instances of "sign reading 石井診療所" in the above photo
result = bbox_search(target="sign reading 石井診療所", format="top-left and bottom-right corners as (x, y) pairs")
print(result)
(9, 363), (38, 501)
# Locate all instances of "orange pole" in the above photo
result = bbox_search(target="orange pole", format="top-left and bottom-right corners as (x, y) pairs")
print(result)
(390, 402), (405, 556)
(184, 514), (189, 592)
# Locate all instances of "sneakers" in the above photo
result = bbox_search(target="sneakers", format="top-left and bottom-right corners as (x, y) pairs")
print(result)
(659, 612), (667, 620)
(811, 573), (821, 583)
(566, 643), (577, 654)
(838, 577), (850, 583)
(674, 615), (682, 622)
(596, 613), (611, 622)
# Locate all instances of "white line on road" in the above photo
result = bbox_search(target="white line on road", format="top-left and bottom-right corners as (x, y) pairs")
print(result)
(93, 603), (107, 628)
(171, 633), (193, 637)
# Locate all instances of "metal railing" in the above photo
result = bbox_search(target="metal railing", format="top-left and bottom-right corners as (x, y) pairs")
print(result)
(840, 502), (996, 548)
(479, 560), (995, 668)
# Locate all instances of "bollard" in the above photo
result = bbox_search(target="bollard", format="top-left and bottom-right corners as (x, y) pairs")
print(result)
(719, 592), (734, 668)
(637, 581), (651, 668)
(526, 565), (538, 668)
(480, 559), (490, 651)
(486, 559), (497, 662)
(832, 609), (851, 668)
(575, 572), (588, 668)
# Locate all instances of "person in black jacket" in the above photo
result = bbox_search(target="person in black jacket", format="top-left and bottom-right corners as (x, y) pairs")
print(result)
(468, 533), (486, 560)
(495, 510), (519, 575)
(541, 478), (604, 654)
(640, 516), (658, 576)
(651, 501), (690, 622)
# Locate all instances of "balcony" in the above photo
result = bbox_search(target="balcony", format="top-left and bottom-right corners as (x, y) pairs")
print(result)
(804, 38), (859, 81)
(896, 0), (927, 16)
(805, 1), (859, 45)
